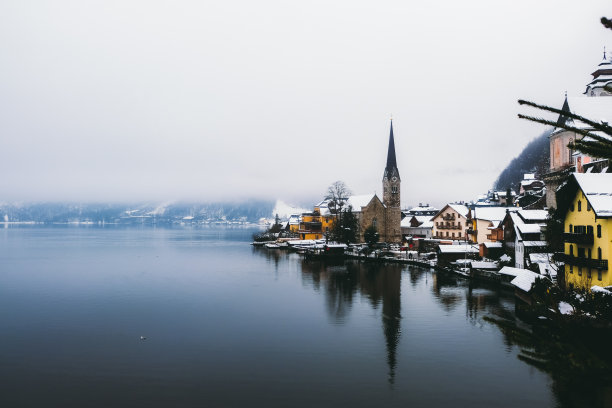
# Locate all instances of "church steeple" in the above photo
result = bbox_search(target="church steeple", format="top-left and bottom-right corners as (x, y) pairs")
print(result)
(382, 118), (401, 243)
(384, 119), (400, 181)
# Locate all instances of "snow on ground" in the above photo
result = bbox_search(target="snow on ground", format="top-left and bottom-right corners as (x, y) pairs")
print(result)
(558, 301), (574, 315)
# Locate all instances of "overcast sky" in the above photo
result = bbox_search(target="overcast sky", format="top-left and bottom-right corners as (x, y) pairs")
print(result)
(1, 0), (610, 207)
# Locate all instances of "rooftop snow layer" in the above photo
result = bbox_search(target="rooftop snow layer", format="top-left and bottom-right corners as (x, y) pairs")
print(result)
(517, 223), (542, 234)
(448, 203), (470, 217)
(517, 209), (549, 222)
(573, 173), (612, 217)
(437, 244), (479, 254)
(472, 206), (512, 222)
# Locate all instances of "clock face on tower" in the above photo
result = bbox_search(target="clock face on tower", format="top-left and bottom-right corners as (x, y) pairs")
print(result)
(392, 177), (397, 182)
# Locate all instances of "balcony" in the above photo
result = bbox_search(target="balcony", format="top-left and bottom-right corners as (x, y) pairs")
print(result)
(466, 228), (476, 235)
(442, 214), (455, 221)
(563, 232), (594, 245)
(556, 254), (608, 269)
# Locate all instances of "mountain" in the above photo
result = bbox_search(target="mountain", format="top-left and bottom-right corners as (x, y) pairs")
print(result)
(0, 200), (275, 224)
(494, 130), (551, 191)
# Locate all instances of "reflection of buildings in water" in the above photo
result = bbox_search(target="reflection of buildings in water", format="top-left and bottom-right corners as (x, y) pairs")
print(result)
(324, 261), (403, 385)
(297, 260), (403, 383)
(431, 273), (465, 312)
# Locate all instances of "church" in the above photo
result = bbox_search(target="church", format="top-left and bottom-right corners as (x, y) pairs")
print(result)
(310, 120), (402, 243)
(357, 119), (402, 243)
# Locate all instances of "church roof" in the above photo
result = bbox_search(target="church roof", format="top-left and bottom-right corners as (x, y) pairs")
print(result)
(383, 120), (400, 180)
(585, 53), (612, 93)
(554, 97), (612, 132)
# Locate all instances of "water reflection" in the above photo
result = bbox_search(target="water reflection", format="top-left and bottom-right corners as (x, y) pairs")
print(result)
(251, 248), (612, 407)
(299, 259), (402, 384)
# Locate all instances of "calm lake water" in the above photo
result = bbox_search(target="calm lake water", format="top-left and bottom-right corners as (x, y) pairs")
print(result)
(0, 225), (594, 407)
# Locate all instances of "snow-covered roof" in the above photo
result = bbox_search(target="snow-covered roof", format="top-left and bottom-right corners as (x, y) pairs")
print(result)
(470, 261), (498, 269)
(401, 215), (433, 228)
(499, 267), (542, 292)
(537, 262), (558, 278)
(573, 173), (612, 217)
(483, 242), (503, 248)
(420, 220), (434, 228)
(517, 209), (549, 222)
(437, 244), (479, 254)
(523, 241), (547, 247)
(448, 203), (470, 217)
(346, 194), (378, 212)
(407, 205), (439, 213)
(529, 253), (553, 263)
(516, 223), (542, 235)
(472, 207), (511, 222)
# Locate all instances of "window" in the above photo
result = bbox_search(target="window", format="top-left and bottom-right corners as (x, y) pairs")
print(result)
(452, 233), (455, 238)
(587, 202), (591, 211)
(391, 186), (398, 194)
(588, 269), (592, 279)
(458, 232), (462, 238)
(372, 218), (377, 228)
(458, 222), (461, 229)
(578, 200), (582, 211)
(570, 203), (574, 212)
(598, 247), (602, 259)
(578, 267), (582, 276)
(588, 225), (593, 236)
(570, 265), (573, 274)
(588, 248), (592, 259)
(569, 224), (573, 233)
(597, 224), (602, 238)
(598, 270), (603, 281)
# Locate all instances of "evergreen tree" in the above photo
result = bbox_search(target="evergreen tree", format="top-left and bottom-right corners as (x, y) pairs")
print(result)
(331, 205), (358, 243)
(364, 225), (379, 246)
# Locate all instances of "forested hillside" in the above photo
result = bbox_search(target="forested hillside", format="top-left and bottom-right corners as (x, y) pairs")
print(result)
(494, 130), (551, 191)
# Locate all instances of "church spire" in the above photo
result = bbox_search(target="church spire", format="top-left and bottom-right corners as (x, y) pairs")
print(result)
(384, 119), (400, 180)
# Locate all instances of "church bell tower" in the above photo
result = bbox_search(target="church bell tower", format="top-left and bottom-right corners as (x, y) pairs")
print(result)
(382, 119), (402, 243)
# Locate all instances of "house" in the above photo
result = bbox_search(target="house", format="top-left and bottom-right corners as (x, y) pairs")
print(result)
(436, 244), (479, 268)
(404, 204), (439, 217)
(431, 203), (470, 241)
(543, 53), (612, 208)
(401, 214), (433, 239)
(298, 204), (335, 240)
(556, 173), (612, 290)
(468, 206), (516, 244)
(501, 209), (548, 269)
(499, 266), (543, 304)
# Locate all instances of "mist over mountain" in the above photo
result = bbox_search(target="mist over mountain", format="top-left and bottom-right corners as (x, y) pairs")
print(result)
(0, 200), (275, 224)
(494, 130), (551, 192)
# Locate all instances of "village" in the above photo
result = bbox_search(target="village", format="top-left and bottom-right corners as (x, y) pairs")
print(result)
(256, 51), (612, 314)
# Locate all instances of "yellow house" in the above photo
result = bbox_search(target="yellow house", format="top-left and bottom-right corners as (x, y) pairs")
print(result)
(558, 173), (612, 290)
(298, 206), (335, 240)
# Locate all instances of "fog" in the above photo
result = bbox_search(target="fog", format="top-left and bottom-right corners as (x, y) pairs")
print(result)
(1, 0), (609, 207)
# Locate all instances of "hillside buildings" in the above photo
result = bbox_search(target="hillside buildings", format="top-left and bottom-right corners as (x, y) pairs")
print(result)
(544, 52), (612, 208)
(431, 204), (470, 241)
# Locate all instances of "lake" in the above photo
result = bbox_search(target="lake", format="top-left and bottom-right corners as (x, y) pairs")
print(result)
(0, 225), (595, 407)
